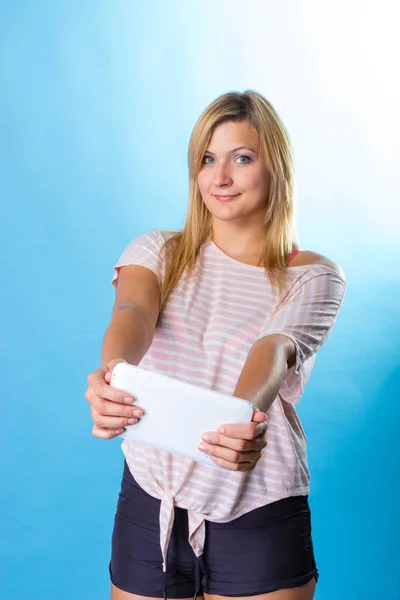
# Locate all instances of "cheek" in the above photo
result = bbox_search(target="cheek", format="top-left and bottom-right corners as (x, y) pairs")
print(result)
(244, 170), (270, 195)
(239, 173), (264, 194)
(197, 171), (210, 196)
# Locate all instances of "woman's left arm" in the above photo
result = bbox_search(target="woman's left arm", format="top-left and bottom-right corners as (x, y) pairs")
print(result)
(199, 260), (347, 472)
(198, 335), (295, 471)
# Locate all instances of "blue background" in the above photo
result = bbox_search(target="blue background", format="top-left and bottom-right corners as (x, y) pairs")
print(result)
(1, 2), (399, 599)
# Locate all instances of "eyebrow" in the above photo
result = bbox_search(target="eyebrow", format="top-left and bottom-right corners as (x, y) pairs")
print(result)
(205, 146), (257, 155)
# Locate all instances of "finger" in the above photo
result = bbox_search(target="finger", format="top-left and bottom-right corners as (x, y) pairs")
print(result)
(85, 388), (142, 419)
(86, 372), (135, 405)
(92, 381), (134, 405)
(199, 442), (262, 465)
(198, 439), (260, 464)
(212, 420), (267, 441)
(200, 432), (267, 452)
(89, 393), (143, 419)
(92, 424), (125, 440)
(93, 413), (140, 429)
(208, 454), (261, 472)
(90, 404), (141, 429)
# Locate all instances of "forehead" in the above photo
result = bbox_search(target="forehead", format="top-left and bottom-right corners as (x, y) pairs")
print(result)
(207, 120), (260, 152)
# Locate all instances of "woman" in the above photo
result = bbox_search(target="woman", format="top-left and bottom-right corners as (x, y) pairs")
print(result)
(85, 90), (346, 600)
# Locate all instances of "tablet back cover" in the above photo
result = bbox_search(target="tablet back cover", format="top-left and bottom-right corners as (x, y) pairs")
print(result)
(110, 362), (254, 466)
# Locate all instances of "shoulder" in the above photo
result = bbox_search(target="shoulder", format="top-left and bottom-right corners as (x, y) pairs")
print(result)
(158, 229), (180, 243)
(145, 228), (180, 244)
(290, 250), (346, 281)
(131, 228), (178, 248)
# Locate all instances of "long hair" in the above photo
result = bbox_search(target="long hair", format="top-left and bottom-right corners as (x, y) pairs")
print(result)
(159, 90), (299, 311)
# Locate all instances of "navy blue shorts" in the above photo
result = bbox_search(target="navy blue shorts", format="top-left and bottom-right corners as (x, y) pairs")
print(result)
(109, 461), (319, 598)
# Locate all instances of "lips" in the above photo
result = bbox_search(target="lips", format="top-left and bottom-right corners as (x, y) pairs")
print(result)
(213, 194), (240, 202)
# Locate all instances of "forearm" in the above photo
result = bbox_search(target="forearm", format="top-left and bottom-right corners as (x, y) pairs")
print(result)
(101, 307), (154, 369)
(233, 335), (294, 412)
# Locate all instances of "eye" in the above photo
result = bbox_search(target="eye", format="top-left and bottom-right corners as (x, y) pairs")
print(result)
(235, 155), (252, 164)
(202, 155), (214, 164)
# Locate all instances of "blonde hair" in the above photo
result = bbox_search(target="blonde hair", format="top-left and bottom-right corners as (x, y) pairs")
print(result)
(159, 90), (299, 311)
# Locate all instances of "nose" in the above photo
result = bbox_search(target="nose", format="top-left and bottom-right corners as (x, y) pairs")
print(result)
(212, 161), (233, 188)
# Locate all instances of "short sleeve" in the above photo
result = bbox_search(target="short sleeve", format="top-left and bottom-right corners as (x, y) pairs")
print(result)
(111, 229), (167, 288)
(256, 265), (347, 404)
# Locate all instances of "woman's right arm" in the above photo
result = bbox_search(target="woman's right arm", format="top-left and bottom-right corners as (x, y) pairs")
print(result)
(85, 264), (160, 439)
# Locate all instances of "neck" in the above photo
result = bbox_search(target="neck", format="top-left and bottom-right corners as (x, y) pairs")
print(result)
(210, 221), (267, 266)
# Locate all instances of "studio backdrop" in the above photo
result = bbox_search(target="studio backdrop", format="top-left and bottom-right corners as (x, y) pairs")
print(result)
(1, 1), (399, 599)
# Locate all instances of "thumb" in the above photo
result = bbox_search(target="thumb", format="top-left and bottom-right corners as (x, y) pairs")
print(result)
(105, 358), (127, 383)
(107, 358), (127, 371)
(252, 410), (267, 423)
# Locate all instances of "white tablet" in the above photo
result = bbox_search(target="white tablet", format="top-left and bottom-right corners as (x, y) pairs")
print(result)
(110, 362), (255, 466)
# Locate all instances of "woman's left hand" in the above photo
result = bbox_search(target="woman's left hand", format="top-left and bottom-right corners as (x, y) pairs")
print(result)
(198, 410), (267, 472)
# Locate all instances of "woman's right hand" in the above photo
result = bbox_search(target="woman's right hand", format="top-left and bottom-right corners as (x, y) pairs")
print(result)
(85, 358), (143, 440)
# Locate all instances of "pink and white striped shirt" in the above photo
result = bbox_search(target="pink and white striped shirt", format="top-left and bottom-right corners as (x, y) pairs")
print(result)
(111, 229), (346, 572)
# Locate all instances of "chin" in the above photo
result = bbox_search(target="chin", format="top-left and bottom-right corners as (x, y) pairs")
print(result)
(211, 211), (246, 223)
(207, 205), (237, 218)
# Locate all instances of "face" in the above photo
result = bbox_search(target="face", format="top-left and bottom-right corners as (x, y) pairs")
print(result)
(197, 120), (270, 226)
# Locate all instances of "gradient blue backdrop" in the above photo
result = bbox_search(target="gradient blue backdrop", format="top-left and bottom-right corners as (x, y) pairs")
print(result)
(1, 2), (399, 599)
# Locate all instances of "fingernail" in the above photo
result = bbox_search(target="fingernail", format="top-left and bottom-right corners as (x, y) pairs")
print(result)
(202, 434), (211, 442)
(132, 410), (142, 418)
(199, 443), (208, 451)
(123, 397), (134, 404)
(217, 427), (225, 434)
(115, 429), (123, 435)
(127, 418), (136, 425)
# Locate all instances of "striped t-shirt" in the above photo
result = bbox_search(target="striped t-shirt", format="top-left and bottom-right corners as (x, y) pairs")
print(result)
(111, 229), (346, 572)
